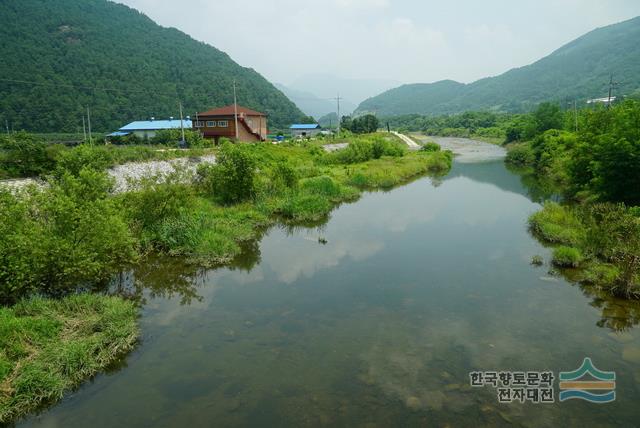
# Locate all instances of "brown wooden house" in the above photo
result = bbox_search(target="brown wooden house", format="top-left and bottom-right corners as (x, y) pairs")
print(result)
(193, 105), (267, 142)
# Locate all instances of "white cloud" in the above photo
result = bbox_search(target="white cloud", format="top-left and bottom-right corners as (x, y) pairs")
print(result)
(116, 0), (640, 87)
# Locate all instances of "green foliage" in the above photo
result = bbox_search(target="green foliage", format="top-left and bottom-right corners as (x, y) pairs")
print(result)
(0, 0), (304, 132)
(120, 171), (196, 233)
(529, 202), (639, 298)
(532, 103), (564, 135)
(150, 129), (212, 148)
(0, 294), (138, 424)
(275, 193), (332, 222)
(0, 133), (56, 178)
(505, 143), (535, 166)
(345, 114), (380, 134)
(0, 169), (138, 304)
(552, 246), (583, 267)
(326, 134), (406, 164)
(529, 201), (584, 245)
(54, 144), (113, 176)
(568, 101), (640, 205)
(420, 142), (441, 152)
(198, 143), (256, 204)
(270, 161), (299, 190)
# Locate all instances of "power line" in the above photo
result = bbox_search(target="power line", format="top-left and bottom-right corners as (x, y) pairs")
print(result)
(0, 77), (180, 98)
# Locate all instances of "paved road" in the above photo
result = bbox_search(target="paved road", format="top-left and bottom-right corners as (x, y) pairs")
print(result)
(391, 131), (420, 150)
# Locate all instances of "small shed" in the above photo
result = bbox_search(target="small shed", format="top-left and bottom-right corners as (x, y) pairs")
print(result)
(290, 123), (322, 138)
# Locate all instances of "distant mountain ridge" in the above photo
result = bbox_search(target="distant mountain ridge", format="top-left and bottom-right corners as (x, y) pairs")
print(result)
(0, 0), (305, 132)
(275, 84), (340, 120)
(357, 16), (640, 116)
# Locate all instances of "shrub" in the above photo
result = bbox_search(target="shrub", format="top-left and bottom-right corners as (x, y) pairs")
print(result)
(505, 143), (535, 166)
(54, 144), (113, 176)
(198, 143), (256, 204)
(0, 132), (57, 178)
(420, 142), (441, 152)
(552, 246), (583, 267)
(120, 170), (196, 233)
(0, 169), (138, 304)
(271, 161), (299, 189)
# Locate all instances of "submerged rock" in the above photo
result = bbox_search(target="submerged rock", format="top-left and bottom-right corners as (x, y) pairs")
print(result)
(405, 396), (421, 411)
(622, 346), (640, 364)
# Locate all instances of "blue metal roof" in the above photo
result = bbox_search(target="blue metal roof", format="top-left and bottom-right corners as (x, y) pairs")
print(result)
(290, 124), (321, 130)
(119, 119), (192, 131)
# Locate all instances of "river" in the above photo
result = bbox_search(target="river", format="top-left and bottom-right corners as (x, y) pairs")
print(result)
(18, 139), (640, 427)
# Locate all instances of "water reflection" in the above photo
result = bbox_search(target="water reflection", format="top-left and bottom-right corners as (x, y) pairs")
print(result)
(19, 151), (640, 428)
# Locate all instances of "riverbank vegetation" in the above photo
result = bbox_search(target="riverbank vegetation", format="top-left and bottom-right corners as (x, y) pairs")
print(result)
(505, 100), (640, 298)
(0, 131), (214, 179)
(0, 132), (451, 422)
(0, 294), (138, 423)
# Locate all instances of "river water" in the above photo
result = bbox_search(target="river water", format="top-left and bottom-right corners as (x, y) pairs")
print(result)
(18, 139), (640, 427)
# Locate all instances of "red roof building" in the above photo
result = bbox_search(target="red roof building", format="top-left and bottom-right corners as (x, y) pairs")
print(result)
(193, 105), (267, 142)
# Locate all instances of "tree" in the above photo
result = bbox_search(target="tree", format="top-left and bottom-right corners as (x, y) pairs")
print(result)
(533, 102), (563, 135)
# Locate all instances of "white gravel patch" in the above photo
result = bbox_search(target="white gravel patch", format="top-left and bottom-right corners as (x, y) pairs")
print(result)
(0, 178), (42, 192)
(108, 155), (217, 193)
(0, 154), (217, 194)
(322, 143), (348, 152)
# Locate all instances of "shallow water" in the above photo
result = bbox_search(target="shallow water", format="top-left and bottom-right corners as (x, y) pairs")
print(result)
(18, 142), (640, 427)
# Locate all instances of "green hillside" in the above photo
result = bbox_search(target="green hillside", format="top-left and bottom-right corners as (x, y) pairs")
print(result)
(357, 16), (640, 116)
(0, 0), (305, 132)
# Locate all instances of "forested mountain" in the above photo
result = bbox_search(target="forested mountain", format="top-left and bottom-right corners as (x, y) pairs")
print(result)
(0, 0), (305, 132)
(275, 84), (339, 120)
(357, 16), (640, 116)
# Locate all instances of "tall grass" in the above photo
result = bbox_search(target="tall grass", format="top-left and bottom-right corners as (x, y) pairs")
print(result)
(0, 294), (138, 423)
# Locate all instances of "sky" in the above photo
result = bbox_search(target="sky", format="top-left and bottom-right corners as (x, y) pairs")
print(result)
(117, 0), (640, 87)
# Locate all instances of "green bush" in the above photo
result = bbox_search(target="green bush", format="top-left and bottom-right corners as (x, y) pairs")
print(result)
(505, 143), (535, 166)
(271, 161), (298, 189)
(197, 143), (256, 204)
(0, 169), (138, 304)
(0, 132), (57, 178)
(120, 171), (196, 233)
(420, 142), (441, 152)
(552, 246), (583, 267)
(326, 135), (405, 165)
(54, 145), (113, 176)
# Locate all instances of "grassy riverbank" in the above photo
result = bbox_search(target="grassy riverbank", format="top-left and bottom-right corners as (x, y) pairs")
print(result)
(0, 294), (138, 423)
(0, 132), (451, 422)
(504, 101), (640, 298)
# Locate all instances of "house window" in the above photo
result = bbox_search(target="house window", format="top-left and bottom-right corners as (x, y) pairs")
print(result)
(206, 121), (216, 127)
(195, 121), (204, 128)
(218, 120), (229, 127)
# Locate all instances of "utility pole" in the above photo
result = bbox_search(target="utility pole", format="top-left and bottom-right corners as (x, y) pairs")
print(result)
(233, 80), (239, 140)
(82, 114), (87, 143)
(334, 93), (342, 134)
(5, 119), (8, 136)
(179, 102), (186, 147)
(607, 74), (619, 107)
(87, 106), (93, 145)
(573, 100), (578, 132)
